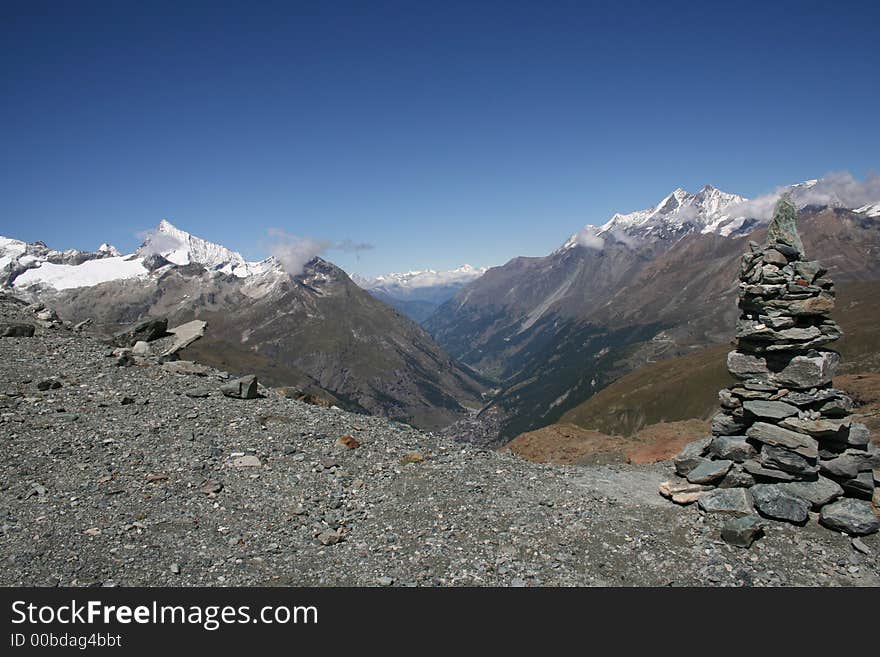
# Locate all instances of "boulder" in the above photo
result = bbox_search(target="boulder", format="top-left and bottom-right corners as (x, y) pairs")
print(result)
(742, 400), (799, 420)
(658, 480), (713, 505)
(709, 435), (756, 463)
(131, 340), (151, 356)
(759, 444), (818, 477)
(765, 197), (804, 256)
(743, 459), (798, 482)
(820, 422), (870, 448)
(779, 416), (850, 440)
(162, 319), (208, 356)
(710, 412), (748, 436)
(220, 375), (259, 400)
(727, 350), (838, 389)
(819, 499), (880, 536)
(697, 488), (754, 517)
(751, 484), (810, 524)
(777, 476), (843, 510)
(686, 459), (733, 485)
(673, 437), (711, 476)
(746, 422), (818, 459)
(721, 515), (765, 548)
(113, 317), (168, 347)
(0, 322), (36, 338)
(762, 249), (788, 267)
(820, 453), (862, 480)
(840, 472), (875, 500)
(718, 464), (756, 488)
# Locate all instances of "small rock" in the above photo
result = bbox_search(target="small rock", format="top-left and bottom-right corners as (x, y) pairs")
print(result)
(336, 435), (361, 450)
(721, 515), (765, 548)
(220, 375), (259, 400)
(376, 576), (394, 587)
(184, 388), (211, 398)
(230, 455), (261, 468)
(170, 563), (181, 575)
(131, 341), (151, 356)
(317, 529), (343, 546)
(162, 360), (213, 376)
(819, 498), (880, 536)
(851, 538), (871, 555)
(401, 451), (425, 464)
(198, 480), (223, 495)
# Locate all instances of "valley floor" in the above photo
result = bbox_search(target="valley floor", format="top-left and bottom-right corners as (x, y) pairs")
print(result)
(1, 302), (878, 586)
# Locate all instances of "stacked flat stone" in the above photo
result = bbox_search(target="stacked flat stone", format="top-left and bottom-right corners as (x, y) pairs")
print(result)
(660, 196), (879, 538)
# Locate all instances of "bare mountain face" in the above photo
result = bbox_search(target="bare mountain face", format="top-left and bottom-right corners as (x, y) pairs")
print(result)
(1, 222), (486, 430)
(426, 185), (880, 443)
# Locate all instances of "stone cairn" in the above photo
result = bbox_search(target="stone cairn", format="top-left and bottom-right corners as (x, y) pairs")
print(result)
(660, 195), (879, 545)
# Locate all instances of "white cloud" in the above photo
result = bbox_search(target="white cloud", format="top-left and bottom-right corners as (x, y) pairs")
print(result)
(574, 226), (605, 250)
(265, 229), (374, 276)
(726, 171), (880, 222)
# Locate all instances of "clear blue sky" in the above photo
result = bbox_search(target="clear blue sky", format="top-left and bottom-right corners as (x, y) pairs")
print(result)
(2, 0), (878, 277)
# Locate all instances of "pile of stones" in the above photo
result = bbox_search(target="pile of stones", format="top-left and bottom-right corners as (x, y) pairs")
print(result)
(661, 195), (879, 542)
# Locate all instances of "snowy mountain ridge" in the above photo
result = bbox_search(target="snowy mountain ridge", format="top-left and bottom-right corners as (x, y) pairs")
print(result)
(1, 220), (281, 293)
(359, 264), (488, 292)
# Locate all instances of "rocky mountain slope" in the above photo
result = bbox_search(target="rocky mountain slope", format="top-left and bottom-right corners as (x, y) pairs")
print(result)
(426, 185), (880, 442)
(560, 280), (880, 439)
(1, 222), (486, 430)
(1, 293), (878, 586)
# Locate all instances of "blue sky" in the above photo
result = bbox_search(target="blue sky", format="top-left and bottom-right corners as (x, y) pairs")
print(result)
(2, 0), (878, 277)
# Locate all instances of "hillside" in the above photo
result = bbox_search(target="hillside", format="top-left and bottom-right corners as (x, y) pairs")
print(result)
(560, 280), (880, 439)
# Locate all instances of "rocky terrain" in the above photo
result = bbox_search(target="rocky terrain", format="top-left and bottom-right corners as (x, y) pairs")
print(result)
(1, 293), (878, 586)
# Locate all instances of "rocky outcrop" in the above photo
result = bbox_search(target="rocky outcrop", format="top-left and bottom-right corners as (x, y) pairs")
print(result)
(660, 196), (879, 538)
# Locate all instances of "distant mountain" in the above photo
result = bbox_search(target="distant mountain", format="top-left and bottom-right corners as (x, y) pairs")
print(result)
(356, 265), (488, 323)
(2, 221), (486, 430)
(426, 179), (880, 443)
(559, 184), (749, 251)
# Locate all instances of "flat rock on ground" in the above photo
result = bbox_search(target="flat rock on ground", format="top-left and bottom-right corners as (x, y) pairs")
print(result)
(0, 296), (878, 587)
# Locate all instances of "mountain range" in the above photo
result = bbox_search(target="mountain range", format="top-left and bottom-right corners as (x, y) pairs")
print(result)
(424, 179), (880, 442)
(1, 221), (486, 430)
(2, 175), (878, 447)
(354, 265), (488, 323)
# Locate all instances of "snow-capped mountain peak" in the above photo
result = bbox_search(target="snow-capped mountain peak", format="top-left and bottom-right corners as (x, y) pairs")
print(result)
(3, 220), (281, 293)
(137, 219), (276, 278)
(608, 185), (746, 232)
(561, 184), (750, 252)
(143, 220), (245, 269)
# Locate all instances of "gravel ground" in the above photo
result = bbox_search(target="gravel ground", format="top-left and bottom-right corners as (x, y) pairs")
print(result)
(1, 296), (878, 587)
